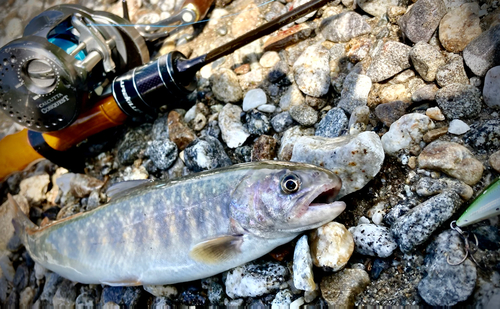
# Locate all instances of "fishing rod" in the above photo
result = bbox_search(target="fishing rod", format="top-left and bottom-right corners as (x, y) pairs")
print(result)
(0, 0), (331, 181)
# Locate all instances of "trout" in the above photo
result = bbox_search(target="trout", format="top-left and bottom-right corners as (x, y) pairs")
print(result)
(9, 161), (345, 286)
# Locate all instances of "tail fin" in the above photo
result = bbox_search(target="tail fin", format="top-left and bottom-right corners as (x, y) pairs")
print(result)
(8, 194), (36, 244)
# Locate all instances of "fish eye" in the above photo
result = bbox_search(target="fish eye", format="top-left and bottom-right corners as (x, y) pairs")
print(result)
(280, 173), (301, 194)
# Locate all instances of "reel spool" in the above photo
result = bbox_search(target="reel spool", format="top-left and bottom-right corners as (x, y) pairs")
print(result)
(0, 4), (149, 132)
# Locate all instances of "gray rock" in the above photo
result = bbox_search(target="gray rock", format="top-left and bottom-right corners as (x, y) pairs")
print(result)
(76, 286), (98, 308)
(436, 55), (469, 87)
(410, 42), (446, 82)
(319, 11), (371, 42)
(357, 0), (400, 17)
(435, 84), (482, 119)
(52, 279), (77, 308)
(265, 1), (287, 22)
(145, 139), (178, 171)
(289, 104), (318, 126)
(14, 263), (29, 291)
(350, 224), (397, 258)
(293, 44), (331, 97)
(293, 235), (315, 291)
(210, 68), (243, 103)
(271, 112), (296, 133)
(315, 107), (348, 138)
(280, 83), (305, 111)
(244, 110), (271, 135)
(201, 278), (224, 305)
(39, 273), (64, 307)
(375, 101), (410, 127)
(463, 24), (500, 76)
(418, 230), (477, 306)
(391, 191), (462, 252)
(416, 177), (473, 200)
(268, 60), (289, 83)
(398, 0), (447, 43)
(384, 202), (412, 226)
(184, 135), (232, 172)
(219, 104), (250, 148)
(463, 119), (500, 151)
(411, 84), (439, 102)
(101, 286), (143, 307)
(117, 124), (151, 165)
(366, 41), (411, 82)
(483, 66), (500, 109)
(337, 72), (372, 114)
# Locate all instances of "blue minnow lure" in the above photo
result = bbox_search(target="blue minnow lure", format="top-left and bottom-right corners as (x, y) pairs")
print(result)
(456, 178), (500, 227)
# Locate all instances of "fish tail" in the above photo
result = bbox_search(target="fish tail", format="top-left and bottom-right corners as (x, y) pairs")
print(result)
(8, 194), (36, 244)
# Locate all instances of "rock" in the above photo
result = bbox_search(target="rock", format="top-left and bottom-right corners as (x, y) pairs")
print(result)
(192, 113), (207, 131)
(348, 106), (370, 133)
(233, 146), (252, 163)
(201, 277), (224, 305)
(357, 0), (400, 17)
(242, 88), (267, 112)
(366, 41), (412, 82)
(289, 104), (318, 126)
(101, 286), (143, 307)
(305, 95), (328, 110)
(0, 195), (28, 251)
(490, 150), (500, 173)
(391, 191), (462, 252)
(143, 285), (178, 297)
(464, 119), (500, 151)
(291, 132), (385, 197)
(260, 52), (281, 68)
(19, 287), (35, 308)
(278, 126), (315, 161)
(315, 107), (348, 138)
(410, 42), (446, 82)
(435, 84), (482, 119)
(268, 61), (289, 83)
(293, 235), (316, 291)
(145, 140), (177, 171)
(231, 3), (260, 37)
(337, 72), (372, 114)
(309, 222), (354, 271)
(272, 289), (294, 307)
(280, 83), (305, 111)
(75, 286), (98, 308)
(439, 3), (482, 53)
(381, 113), (435, 156)
(292, 0), (318, 24)
(436, 55), (469, 87)
(218, 104), (249, 148)
(349, 224), (397, 258)
(424, 107), (445, 121)
(377, 84), (408, 104)
(19, 174), (50, 206)
(484, 66), (500, 109)
(319, 11), (371, 42)
(448, 119), (470, 135)
(251, 135), (277, 161)
(271, 112), (296, 133)
(52, 279), (77, 308)
(225, 261), (289, 298)
(346, 36), (372, 63)
(184, 135), (232, 172)
(412, 84), (439, 102)
(418, 230), (477, 306)
(463, 24), (500, 76)
(166, 111), (196, 151)
(264, 1), (286, 22)
(263, 23), (314, 52)
(257, 104), (276, 113)
(398, 0), (447, 43)
(293, 45), (331, 97)
(375, 101), (410, 127)
(423, 127), (448, 143)
(117, 124), (151, 165)
(210, 69), (243, 103)
(418, 141), (484, 185)
(244, 110), (271, 135)
(39, 273), (64, 307)
(415, 177), (473, 200)
(320, 269), (370, 307)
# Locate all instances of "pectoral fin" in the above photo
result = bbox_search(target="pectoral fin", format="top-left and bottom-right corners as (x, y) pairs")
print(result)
(190, 235), (244, 264)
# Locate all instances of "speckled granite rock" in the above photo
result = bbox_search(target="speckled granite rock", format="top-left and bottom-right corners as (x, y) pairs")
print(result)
(366, 41), (411, 82)
(319, 11), (371, 42)
(463, 119), (500, 151)
(410, 42), (445, 82)
(398, 0), (447, 44)
(415, 177), (473, 200)
(435, 84), (482, 119)
(293, 44), (331, 97)
(337, 71), (372, 114)
(463, 24), (500, 76)
(350, 224), (397, 258)
(315, 107), (348, 138)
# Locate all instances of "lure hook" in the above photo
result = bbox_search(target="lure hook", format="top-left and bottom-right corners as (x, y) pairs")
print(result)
(447, 220), (480, 266)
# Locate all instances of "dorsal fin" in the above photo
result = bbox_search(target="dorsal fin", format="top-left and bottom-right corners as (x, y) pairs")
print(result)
(106, 179), (153, 200)
(190, 235), (244, 264)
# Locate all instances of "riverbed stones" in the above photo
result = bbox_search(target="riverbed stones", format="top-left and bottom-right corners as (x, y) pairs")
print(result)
(415, 176), (473, 200)
(391, 191), (462, 252)
(280, 83), (305, 111)
(218, 104), (249, 148)
(410, 42), (446, 82)
(271, 112), (295, 133)
(357, 0), (400, 17)
(320, 269), (370, 307)
(309, 222), (354, 271)
(145, 140), (177, 171)
(242, 88), (267, 111)
(289, 104), (318, 126)
(490, 150), (500, 172)
(366, 41), (411, 82)
(231, 2), (260, 37)
(184, 135), (232, 172)
(375, 101), (410, 127)
(349, 224), (397, 258)
(436, 55), (469, 87)
(0, 195), (28, 251)
(315, 107), (348, 138)
(209, 68), (243, 103)
(483, 66), (500, 109)
(168, 111), (196, 151)
(337, 71), (372, 114)
(464, 119), (500, 151)
(418, 141), (483, 185)
(293, 235), (315, 291)
(293, 44), (331, 97)
(463, 24), (500, 76)
(319, 11), (371, 43)
(435, 84), (482, 119)
(278, 126), (315, 161)
(398, 0), (447, 44)
(448, 119), (470, 135)
(439, 3), (482, 53)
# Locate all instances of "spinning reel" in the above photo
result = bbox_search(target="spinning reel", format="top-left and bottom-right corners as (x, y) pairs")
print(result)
(0, 4), (149, 132)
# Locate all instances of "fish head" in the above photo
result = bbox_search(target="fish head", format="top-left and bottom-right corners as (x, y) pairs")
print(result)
(230, 161), (346, 238)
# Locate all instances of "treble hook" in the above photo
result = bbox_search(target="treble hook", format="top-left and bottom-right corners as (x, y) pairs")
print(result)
(447, 220), (481, 267)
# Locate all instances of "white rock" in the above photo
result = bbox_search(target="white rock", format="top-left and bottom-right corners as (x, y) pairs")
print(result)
(484, 66), (500, 109)
(350, 224), (398, 257)
(260, 51), (281, 68)
(293, 235), (315, 291)
(257, 104), (277, 113)
(372, 212), (384, 225)
(208, 9), (229, 28)
(448, 119), (471, 135)
(381, 113), (435, 156)
(271, 289), (293, 308)
(309, 222), (354, 271)
(184, 104), (197, 123)
(218, 104), (250, 148)
(337, 72), (372, 114)
(358, 0), (399, 17)
(143, 285), (178, 297)
(358, 216), (371, 225)
(20, 174), (50, 206)
(280, 83), (305, 111)
(34, 262), (48, 280)
(5, 17), (23, 40)
(242, 88), (267, 111)
(278, 126), (315, 161)
(290, 297), (305, 309)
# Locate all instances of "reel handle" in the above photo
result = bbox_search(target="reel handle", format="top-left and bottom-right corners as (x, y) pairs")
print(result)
(182, 0), (214, 22)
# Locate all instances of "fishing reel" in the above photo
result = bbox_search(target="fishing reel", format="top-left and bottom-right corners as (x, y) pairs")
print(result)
(0, 4), (150, 132)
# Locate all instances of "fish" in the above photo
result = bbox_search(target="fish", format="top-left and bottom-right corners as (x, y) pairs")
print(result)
(456, 177), (500, 227)
(9, 161), (345, 286)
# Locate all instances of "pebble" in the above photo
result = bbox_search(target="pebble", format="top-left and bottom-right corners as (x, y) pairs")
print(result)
(166, 111), (196, 151)
(448, 119), (470, 135)
(117, 124), (150, 165)
(183, 135), (232, 172)
(278, 126), (315, 161)
(209, 68), (243, 103)
(224, 261), (289, 299)
(384, 202), (411, 226)
(268, 60), (289, 83)
(435, 84), (482, 119)
(435, 55), (469, 87)
(415, 177), (473, 200)
(242, 89), (267, 112)
(418, 230), (477, 306)
(291, 132), (385, 198)
(438, 3), (482, 53)
(202, 277), (224, 305)
(52, 279), (77, 308)
(366, 41), (412, 82)
(19, 174), (50, 206)
(315, 107), (348, 138)
(179, 286), (207, 305)
(231, 3), (260, 37)
(271, 112), (296, 133)
(349, 224), (397, 258)
(319, 11), (371, 42)
(263, 23), (314, 52)
(378, 84), (408, 104)
(289, 104), (318, 126)
(259, 51), (281, 68)
(251, 135), (277, 161)
(418, 141), (484, 185)
(412, 84), (439, 102)
(293, 235), (315, 291)
(292, 0), (317, 24)
(391, 191), (463, 252)
(39, 273), (64, 307)
(463, 24), (500, 76)
(101, 286), (143, 307)
(320, 269), (370, 307)
(218, 104), (250, 148)
(483, 66), (500, 109)
(346, 36), (372, 62)
(244, 110), (271, 135)
(280, 83), (305, 111)
(410, 42), (446, 82)
(423, 127), (448, 143)
(19, 287), (35, 308)
(145, 140), (178, 171)
(397, 0), (447, 43)
(309, 222), (354, 271)
(381, 113), (435, 156)
(5, 17), (22, 40)
(337, 72), (372, 114)
(293, 44), (331, 97)
(271, 289), (294, 307)
(490, 150), (500, 172)
(0, 195), (28, 251)
(264, 1), (286, 22)
(143, 285), (178, 298)
(425, 107), (445, 121)
(357, 0), (400, 17)
(192, 113), (207, 131)
(375, 101), (410, 127)
(464, 119), (500, 151)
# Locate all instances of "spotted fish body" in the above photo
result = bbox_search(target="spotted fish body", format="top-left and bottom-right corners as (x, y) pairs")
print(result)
(10, 161), (345, 286)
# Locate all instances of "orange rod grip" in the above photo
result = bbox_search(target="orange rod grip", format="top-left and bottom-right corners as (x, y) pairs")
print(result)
(183, 0), (214, 21)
